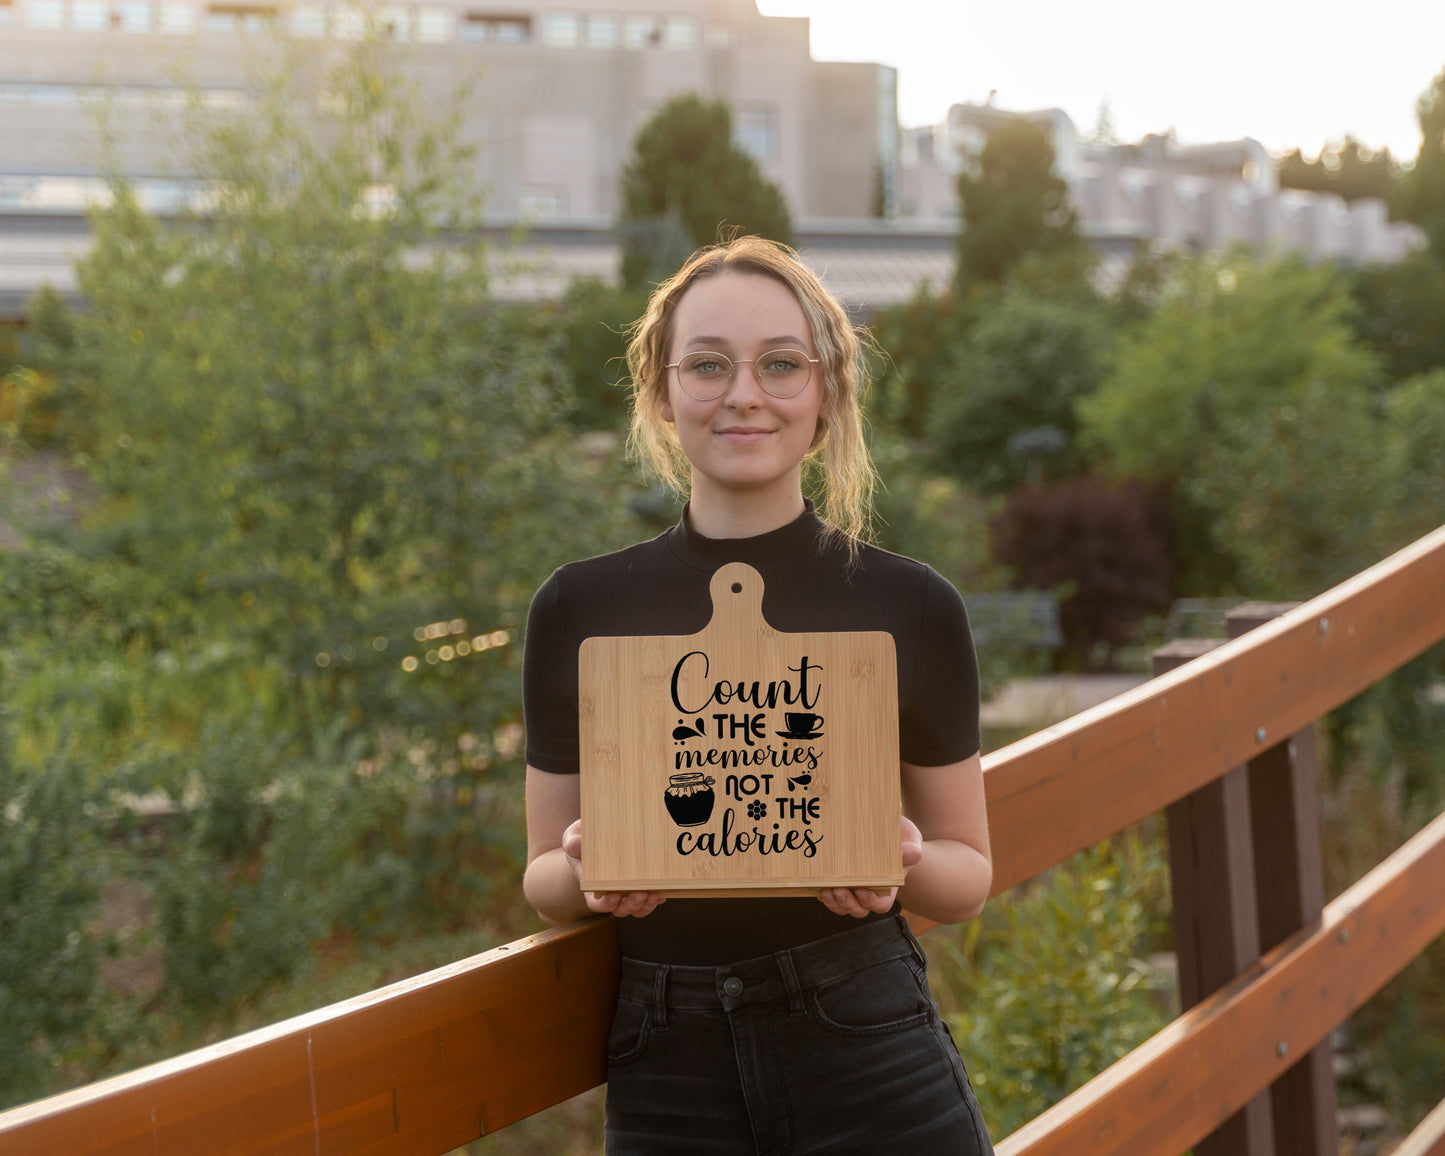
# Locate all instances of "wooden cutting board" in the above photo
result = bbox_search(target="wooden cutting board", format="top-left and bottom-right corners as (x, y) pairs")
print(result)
(578, 561), (902, 896)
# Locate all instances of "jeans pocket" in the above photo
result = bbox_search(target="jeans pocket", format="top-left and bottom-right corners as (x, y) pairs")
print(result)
(807, 956), (934, 1037)
(606, 997), (654, 1066)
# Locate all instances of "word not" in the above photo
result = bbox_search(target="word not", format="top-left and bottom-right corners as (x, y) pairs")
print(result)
(724, 773), (777, 799)
(670, 651), (822, 715)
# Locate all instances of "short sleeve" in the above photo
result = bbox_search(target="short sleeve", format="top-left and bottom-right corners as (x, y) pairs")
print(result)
(898, 569), (981, 766)
(522, 571), (582, 774)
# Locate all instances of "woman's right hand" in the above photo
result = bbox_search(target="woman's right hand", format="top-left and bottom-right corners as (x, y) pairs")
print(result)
(562, 819), (668, 918)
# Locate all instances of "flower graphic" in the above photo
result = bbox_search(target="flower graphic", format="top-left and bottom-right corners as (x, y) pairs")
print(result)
(746, 800), (767, 821)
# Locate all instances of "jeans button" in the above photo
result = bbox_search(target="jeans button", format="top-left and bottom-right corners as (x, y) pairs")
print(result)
(723, 976), (743, 997)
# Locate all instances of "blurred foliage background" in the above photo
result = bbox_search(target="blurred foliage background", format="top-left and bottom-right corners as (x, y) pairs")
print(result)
(1, 28), (1443, 1153)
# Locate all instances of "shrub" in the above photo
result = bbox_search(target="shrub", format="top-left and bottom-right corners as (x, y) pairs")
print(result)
(0, 744), (106, 1107)
(989, 476), (1173, 669)
(928, 835), (1171, 1139)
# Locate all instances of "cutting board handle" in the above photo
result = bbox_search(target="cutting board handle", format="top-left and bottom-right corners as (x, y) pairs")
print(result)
(706, 562), (768, 636)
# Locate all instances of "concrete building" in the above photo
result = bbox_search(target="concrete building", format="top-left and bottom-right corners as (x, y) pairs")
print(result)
(901, 102), (1424, 268)
(0, 3), (1425, 320)
(0, 0), (897, 222)
(0, 0), (922, 317)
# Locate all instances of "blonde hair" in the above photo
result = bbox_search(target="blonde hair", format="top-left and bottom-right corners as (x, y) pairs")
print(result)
(625, 236), (876, 543)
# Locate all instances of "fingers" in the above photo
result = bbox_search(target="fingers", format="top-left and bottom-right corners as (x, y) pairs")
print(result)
(561, 819), (583, 861)
(586, 890), (668, 918)
(817, 886), (898, 918)
(563, 821), (665, 917)
(900, 815), (924, 871)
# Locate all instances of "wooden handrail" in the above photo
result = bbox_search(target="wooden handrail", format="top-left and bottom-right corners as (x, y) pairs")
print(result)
(996, 806), (1445, 1155)
(0, 921), (619, 1154)
(985, 523), (1445, 894)
(1, 523), (1443, 1154)
(1395, 1097), (1445, 1156)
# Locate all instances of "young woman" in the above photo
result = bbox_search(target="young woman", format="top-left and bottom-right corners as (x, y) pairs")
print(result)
(522, 236), (994, 1155)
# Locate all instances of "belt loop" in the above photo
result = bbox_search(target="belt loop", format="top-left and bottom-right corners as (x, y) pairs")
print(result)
(651, 964), (670, 1032)
(774, 950), (805, 1018)
(898, 912), (928, 969)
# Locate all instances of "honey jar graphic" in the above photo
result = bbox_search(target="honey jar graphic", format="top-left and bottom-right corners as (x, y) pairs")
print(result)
(664, 772), (716, 827)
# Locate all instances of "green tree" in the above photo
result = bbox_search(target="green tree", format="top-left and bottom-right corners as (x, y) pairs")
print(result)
(541, 277), (650, 430)
(1277, 136), (1399, 203)
(38, 35), (629, 748)
(1396, 65), (1445, 258)
(0, 31), (643, 1078)
(954, 117), (1087, 292)
(618, 93), (792, 288)
(868, 285), (978, 440)
(1350, 252), (1445, 381)
(1077, 253), (1398, 596)
(1383, 369), (1445, 538)
(926, 290), (1112, 492)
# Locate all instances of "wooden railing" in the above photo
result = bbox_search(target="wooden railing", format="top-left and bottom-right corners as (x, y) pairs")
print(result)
(3, 524), (1444, 1156)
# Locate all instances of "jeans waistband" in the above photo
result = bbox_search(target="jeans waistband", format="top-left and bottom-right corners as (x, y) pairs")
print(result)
(617, 914), (925, 1023)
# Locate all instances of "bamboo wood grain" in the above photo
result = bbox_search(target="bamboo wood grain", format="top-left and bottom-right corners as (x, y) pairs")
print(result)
(985, 523), (1445, 896)
(997, 805), (1445, 1156)
(578, 562), (902, 894)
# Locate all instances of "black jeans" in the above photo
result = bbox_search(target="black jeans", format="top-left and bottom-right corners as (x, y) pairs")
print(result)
(604, 914), (994, 1155)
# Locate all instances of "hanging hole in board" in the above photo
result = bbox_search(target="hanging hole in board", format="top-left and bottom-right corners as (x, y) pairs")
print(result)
(731, 582), (742, 593)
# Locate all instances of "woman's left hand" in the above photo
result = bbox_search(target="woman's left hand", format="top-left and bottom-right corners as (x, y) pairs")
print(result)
(817, 815), (924, 918)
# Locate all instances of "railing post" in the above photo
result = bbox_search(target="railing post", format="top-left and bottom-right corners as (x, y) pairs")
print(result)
(1155, 638), (1277, 1156)
(1227, 603), (1338, 1156)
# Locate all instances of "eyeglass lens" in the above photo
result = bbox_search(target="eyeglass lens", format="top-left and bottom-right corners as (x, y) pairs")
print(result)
(675, 350), (812, 400)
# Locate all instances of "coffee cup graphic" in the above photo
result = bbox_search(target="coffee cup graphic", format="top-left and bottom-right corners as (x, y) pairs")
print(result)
(776, 711), (823, 739)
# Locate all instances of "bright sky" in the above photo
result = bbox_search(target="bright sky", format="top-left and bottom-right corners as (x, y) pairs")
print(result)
(756, 0), (1445, 160)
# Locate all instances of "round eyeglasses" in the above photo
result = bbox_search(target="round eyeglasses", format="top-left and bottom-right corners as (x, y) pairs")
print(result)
(665, 349), (820, 402)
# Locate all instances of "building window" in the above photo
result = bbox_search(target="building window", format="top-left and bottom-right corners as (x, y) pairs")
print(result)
(623, 14), (656, 47)
(26, 0), (64, 26)
(157, 1), (192, 31)
(493, 16), (525, 41)
(519, 187), (567, 219)
(463, 12), (528, 43)
(206, 3), (274, 30)
(583, 12), (615, 47)
(287, 4), (324, 37)
(115, 0), (151, 29)
(734, 107), (776, 164)
(704, 23), (731, 48)
(1, 82), (76, 104)
(70, 0), (109, 29)
(661, 16), (696, 49)
(415, 6), (451, 42)
(332, 5), (365, 38)
(540, 11), (577, 47)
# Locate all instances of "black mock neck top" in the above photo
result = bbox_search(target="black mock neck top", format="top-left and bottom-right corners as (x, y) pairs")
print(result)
(523, 502), (980, 964)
